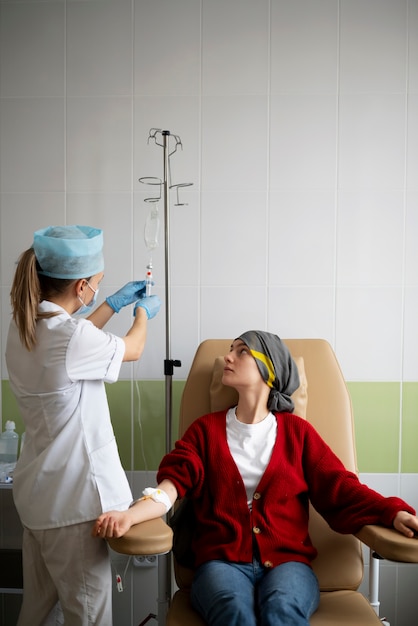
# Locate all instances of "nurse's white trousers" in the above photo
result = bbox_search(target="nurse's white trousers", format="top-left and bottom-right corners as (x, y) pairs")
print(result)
(17, 521), (113, 626)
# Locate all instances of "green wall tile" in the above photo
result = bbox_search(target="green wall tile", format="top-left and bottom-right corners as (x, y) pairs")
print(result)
(1, 381), (24, 437)
(106, 379), (185, 470)
(347, 382), (400, 473)
(105, 380), (134, 470)
(401, 382), (418, 473)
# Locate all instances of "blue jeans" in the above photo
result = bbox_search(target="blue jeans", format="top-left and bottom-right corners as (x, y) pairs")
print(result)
(190, 559), (320, 626)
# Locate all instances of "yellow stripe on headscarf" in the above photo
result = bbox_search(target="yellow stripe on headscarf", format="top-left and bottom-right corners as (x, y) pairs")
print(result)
(250, 349), (275, 388)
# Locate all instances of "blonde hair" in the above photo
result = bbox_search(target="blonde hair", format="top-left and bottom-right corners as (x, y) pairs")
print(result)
(10, 248), (76, 351)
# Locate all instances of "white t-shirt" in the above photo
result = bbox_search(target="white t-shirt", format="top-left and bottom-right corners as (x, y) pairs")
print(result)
(226, 407), (277, 507)
(6, 301), (132, 529)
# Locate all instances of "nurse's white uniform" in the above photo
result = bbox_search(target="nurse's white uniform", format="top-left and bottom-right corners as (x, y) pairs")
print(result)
(6, 301), (132, 625)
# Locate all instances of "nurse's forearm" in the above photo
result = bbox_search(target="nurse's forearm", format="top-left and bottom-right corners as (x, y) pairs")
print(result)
(87, 301), (115, 329)
(122, 306), (147, 361)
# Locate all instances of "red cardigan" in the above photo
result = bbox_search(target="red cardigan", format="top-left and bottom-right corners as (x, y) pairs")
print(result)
(157, 411), (415, 569)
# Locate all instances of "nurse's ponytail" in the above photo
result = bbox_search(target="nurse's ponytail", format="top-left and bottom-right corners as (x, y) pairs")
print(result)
(10, 248), (41, 351)
(11, 248), (78, 351)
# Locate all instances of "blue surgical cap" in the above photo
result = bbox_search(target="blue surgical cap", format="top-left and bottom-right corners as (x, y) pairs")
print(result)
(33, 225), (104, 279)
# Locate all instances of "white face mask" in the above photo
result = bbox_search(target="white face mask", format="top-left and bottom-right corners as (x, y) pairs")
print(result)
(75, 281), (99, 316)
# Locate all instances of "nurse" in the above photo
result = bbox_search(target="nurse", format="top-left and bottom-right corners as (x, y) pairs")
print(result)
(5, 225), (161, 626)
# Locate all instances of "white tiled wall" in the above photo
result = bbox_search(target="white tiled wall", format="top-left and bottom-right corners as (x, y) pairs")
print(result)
(0, 0), (417, 383)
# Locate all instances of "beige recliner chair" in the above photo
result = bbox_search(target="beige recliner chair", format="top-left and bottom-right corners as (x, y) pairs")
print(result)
(109, 338), (418, 625)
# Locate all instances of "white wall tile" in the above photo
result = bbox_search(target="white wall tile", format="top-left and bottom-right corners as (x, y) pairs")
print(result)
(407, 93), (418, 189)
(66, 97), (132, 192)
(202, 0), (269, 95)
(400, 473), (418, 511)
(403, 287), (418, 380)
(269, 94), (337, 190)
(201, 96), (268, 192)
(359, 472), (401, 497)
(200, 191), (267, 286)
(336, 286), (403, 381)
(170, 285), (200, 378)
(66, 0), (132, 97)
(337, 191), (404, 285)
(340, 0), (407, 93)
(0, 193), (66, 285)
(409, 0), (418, 94)
(271, 0), (338, 94)
(268, 191), (336, 285)
(0, 2), (64, 98)
(167, 190), (200, 287)
(200, 285), (267, 339)
(134, 0), (201, 97)
(268, 286), (335, 343)
(338, 93), (406, 191)
(66, 192), (134, 285)
(133, 307), (167, 379)
(0, 98), (65, 193)
(405, 190), (418, 285)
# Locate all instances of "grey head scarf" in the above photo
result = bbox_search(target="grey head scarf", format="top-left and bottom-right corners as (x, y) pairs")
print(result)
(236, 330), (300, 413)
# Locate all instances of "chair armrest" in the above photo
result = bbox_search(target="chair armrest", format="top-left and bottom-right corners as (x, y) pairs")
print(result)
(356, 524), (418, 563)
(107, 517), (173, 556)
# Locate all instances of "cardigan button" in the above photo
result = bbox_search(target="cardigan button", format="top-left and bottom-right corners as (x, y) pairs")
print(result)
(263, 561), (273, 568)
(253, 526), (261, 534)
(253, 492), (261, 500)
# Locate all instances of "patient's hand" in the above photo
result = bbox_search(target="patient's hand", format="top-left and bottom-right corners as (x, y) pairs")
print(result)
(92, 510), (135, 539)
(393, 511), (418, 538)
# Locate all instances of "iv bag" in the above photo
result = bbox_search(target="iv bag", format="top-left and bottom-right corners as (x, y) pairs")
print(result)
(144, 205), (160, 250)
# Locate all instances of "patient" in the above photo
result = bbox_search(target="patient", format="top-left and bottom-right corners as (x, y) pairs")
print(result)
(93, 330), (418, 626)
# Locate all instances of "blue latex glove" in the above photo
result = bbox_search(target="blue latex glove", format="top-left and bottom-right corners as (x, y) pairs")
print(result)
(134, 295), (161, 320)
(106, 281), (147, 313)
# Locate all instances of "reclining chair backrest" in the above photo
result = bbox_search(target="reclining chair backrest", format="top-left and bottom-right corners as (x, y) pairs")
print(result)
(178, 338), (363, 591)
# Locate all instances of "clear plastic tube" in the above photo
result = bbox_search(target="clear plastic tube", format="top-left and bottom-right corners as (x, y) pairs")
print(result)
(145, 262), (153, 297)
(144, 204), (159, 297)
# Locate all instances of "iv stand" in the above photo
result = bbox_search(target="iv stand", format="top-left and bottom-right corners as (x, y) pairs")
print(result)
(161, 130), (181, 457)
(141, 128), (187, 624)
(162, 130), (181, 625)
